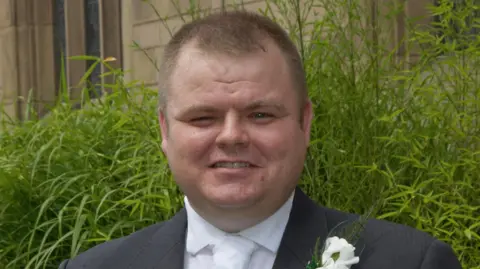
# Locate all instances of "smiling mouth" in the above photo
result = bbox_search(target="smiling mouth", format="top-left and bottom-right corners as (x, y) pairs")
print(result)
(210, 162), (255, 168)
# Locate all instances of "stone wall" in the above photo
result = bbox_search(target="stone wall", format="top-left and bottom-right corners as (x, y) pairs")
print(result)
(0, 0), (57, 121)
(120, 0), (435, 85)
(0, 0), (122, 121)
(121, 0), (333, 86)
(0, 0), (20, 119)
(0, 0), (436, 121)
(124, 1), (255, 86)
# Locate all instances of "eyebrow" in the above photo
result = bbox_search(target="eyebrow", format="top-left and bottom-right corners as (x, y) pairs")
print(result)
(245, 100), (288, 113)
(178, 100), (288, 116)
(178, 105), (219, 116)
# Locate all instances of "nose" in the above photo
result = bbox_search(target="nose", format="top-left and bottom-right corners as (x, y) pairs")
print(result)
(215, 113), (250, 149)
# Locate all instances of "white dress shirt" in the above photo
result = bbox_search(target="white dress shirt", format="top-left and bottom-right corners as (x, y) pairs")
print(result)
(183, 191), (295, 269)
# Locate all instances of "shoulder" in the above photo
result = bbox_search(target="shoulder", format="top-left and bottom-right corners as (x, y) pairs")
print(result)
(58, 222), (166, 269)
(320, 206), (461, 268)
(322, 205), (436, 244)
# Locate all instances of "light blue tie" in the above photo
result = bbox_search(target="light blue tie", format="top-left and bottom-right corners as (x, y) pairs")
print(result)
(212, 234), (258, 269)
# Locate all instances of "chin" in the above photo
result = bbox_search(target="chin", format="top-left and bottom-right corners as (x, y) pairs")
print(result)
(211, 197), (255, 208)
(206, 188), (260, 209)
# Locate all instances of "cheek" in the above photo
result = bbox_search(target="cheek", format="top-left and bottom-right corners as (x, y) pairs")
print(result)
(167, 126), (215, 161)
(251, 125), (299, 160)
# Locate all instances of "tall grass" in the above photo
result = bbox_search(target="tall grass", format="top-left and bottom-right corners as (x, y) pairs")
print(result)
(0, 61), (182, 268)
(0, 0), (478, 268)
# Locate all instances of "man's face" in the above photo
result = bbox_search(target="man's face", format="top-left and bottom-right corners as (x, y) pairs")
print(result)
(158, 41), (313, 220)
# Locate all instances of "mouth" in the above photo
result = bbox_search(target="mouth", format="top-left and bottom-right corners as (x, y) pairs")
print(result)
(209, 161), (257, 168)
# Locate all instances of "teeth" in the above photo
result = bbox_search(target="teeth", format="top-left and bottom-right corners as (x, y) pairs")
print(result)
(214, 162), (250, 168)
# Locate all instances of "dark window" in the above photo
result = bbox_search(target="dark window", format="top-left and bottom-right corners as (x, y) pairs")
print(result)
(85, 0), (102, 99)
(53, 0), (67, 94)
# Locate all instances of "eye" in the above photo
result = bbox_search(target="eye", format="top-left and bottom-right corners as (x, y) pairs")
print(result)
(189, 116), (215, 126)
(191, 116), (213, 122)
(252, 112), (273, 118)
(250, 112), (275, 123)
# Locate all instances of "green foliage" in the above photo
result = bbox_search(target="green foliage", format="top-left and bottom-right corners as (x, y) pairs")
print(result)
(0, 65), (183, 268)
(0, 0), (479, 268)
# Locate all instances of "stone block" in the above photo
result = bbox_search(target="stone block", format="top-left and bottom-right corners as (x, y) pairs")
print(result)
(163, 0), (219, 17)
(223, 0), (325, 37)
(0, 100), (18, 121)
(14, 0), (32, 26)
(131, 46), (163, 84)
(33, 0), (54, 25)
(121, 0), (134, 82)
(0, 0), (13, 28)
(34, 25), (56, 103)
(133, 21), (163, 49)
(133, 16), (191, 49)
(223, 0), (325, 46)
(133, 0), (160, 23)
(223, 0), (265, 12)
(406, 0), (434, 57)
(0, 27), (18, 100)
(133, 0), (220, 23)
(15, 26), (35, 99)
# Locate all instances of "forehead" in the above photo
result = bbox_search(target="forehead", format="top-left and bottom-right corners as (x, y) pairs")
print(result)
(169, 41), (292, 93)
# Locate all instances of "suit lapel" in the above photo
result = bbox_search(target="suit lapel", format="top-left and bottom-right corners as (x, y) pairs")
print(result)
(100, 208), (188, 269)
(272, 187), (329, 269)
(99, 187), (332, 269)
(142, 212), (186, 269)
(136, 209), (187, 269)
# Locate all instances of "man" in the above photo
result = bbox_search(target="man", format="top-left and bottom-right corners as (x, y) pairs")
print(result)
(59, 10), (462, 269)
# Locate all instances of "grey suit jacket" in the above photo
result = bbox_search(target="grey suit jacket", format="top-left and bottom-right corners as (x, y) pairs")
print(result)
(58, 188), (462, 269)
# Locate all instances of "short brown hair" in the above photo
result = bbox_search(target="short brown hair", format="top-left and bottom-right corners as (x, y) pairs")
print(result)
(157, 10), (307, 112)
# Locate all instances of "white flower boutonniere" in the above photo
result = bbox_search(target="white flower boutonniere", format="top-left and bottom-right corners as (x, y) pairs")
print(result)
(306, 203), (379, 269)
(318, 236), (359, 269)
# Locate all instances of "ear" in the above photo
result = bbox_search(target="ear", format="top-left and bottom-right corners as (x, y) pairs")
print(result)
(158, 108), (169, 154)
(302, 99), (314, 146)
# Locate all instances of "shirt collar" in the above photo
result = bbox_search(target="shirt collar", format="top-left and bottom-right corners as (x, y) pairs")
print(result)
(184, 196), (225, 255)
(184, 191), (295, 255)
(240, 191), (294, 253)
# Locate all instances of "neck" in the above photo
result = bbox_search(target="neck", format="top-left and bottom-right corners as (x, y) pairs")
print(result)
(186, 190), (294, 233)
(205, 214), (265, 233)
(190, 201), (270, 233)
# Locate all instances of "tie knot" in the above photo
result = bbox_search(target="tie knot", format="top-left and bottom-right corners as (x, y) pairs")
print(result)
(212, 234), (258, 269)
